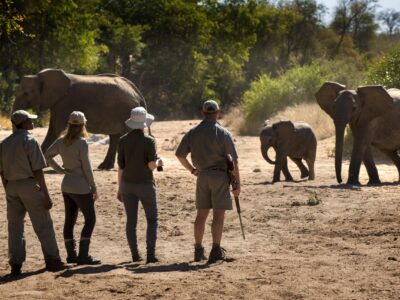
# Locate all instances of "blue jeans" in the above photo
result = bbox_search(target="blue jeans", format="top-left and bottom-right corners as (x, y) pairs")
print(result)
(121, 181), (158, 256)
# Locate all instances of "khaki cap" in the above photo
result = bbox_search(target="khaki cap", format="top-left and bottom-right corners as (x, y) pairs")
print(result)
(11, 110), (38, 125)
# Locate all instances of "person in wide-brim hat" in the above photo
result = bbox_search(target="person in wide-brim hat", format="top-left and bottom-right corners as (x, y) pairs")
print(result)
(125, 107), (154, 130)
(118, 106), (163, 263)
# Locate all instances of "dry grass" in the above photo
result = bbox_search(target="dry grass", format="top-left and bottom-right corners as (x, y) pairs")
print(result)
(0, 115), (12, 130)
(222, 105), (247, 135)
(270, 102), (334, 140)
(223, 102), (334, 139)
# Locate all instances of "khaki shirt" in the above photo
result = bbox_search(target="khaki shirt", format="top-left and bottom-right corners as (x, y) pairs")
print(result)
(175, 119), (238, 172)
(0, 129), (47, 181)
(45, 137), (96, 194)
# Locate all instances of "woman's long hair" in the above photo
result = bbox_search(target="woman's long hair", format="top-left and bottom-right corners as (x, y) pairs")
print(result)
(63, 123), (88, 146)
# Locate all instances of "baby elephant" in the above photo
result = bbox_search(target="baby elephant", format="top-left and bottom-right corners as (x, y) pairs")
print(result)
(260, 120), (317, 182)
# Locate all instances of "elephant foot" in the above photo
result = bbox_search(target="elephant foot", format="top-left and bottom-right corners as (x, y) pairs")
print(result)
(98, 161), (115, 170)
(300, 171), (309, 179)
(367, 179), (381, 186)
(346, 179), (361, 186)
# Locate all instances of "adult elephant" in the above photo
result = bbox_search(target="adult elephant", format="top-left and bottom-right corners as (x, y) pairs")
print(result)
(315, 81), (400, 185)
(260, 120), (316, 182)
(13, 68), (147, 169)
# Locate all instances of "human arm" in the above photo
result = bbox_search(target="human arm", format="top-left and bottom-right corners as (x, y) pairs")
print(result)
(175, 132), (197, 175)
(44, 139), (67, 174)
(232, 159), (241, 197)
(117, 167), (123, 202)
(176, 156), (198, 176)
(146, 137), (161, 171)
(33, 169), (53, 209)
(225, 131), (240, 196)
(79, 141), (97, 199)
(0, 144), (5, 189)
(0, 172), (7, 191)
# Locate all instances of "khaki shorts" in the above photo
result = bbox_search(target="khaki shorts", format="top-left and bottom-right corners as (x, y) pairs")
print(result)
(196, 170), (232, 210)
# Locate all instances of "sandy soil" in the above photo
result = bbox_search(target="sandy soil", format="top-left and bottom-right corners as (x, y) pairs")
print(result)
(0, 120), (399, 300)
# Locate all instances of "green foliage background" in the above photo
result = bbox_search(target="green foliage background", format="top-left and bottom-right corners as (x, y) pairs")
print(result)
(0, 0), (399, 123)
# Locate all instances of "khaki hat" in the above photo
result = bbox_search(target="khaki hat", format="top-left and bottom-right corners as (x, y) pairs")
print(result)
(202, 99), (220, 113)
(11, 110), (38, 125)
(125, 107), (154, 130)
(68, 111), (87, 125)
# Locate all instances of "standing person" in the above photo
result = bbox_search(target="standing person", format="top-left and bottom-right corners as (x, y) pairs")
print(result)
(45, 111), (100, 265)
(175, 100), (241, 263)
(0, 110), (67, 276)
(117, 107), (163, 264)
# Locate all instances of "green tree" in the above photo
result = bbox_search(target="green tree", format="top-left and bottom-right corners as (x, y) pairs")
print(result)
(330, 0), (378, 56)
(367, 46), (400, 88)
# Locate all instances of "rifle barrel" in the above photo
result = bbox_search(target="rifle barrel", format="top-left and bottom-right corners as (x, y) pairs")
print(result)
(235, 196), (245, 240)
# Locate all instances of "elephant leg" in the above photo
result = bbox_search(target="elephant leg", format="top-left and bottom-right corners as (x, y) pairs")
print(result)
(363, 147), (380, 185)
(282, 157), (293, 182)
(272, 154), (283, 183)
(347, 137), (365, 185)
(98, 134), (121, 170)
(41, 114), (61, 152)
(290, 157), (309, 179)
(305, 158), (315, 180)
(380, 149), (400, 182)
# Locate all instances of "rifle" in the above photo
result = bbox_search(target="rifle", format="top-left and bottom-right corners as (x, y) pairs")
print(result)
(226, 155), (245, 240)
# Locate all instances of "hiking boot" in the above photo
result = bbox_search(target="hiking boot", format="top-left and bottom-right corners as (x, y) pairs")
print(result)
(207, 246), (227, 264)
(65, 240), (78, 264)
(10, 263), (22, 276)
(132, 253), (143, 262)
(78, 239), (101, 265)
(45, 259), (68, 272)
(194, 246), (207, 262)
(146, 254), (159, 264)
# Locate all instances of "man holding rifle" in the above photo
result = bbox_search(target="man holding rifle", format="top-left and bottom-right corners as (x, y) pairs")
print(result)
(176, 100), (241, 263)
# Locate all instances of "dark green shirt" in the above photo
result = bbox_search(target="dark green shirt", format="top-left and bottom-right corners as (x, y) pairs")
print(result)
(117, 130), (157, 184)
(175, 119), (238, 172)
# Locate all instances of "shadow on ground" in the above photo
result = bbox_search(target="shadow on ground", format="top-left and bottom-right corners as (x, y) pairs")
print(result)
(56, 264), (120, 278)
(0, 268), (46, 284)
(125, 262), (211, 274)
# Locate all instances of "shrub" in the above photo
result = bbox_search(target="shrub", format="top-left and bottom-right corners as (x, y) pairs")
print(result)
(367, 46), (400, 88)
(242, 58), (366, 133)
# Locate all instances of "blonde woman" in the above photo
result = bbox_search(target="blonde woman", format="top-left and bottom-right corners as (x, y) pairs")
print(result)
(45, 111), (100, 265)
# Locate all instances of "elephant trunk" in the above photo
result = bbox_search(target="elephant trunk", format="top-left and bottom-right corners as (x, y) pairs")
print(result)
(334, 122), (346, 184)
(261, 144), (276, 164)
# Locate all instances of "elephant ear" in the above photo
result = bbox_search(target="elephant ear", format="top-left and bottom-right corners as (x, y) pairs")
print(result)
(357, 85), (393, 123)
(315, 81), (346, 118)
(37, 69), (71, 110)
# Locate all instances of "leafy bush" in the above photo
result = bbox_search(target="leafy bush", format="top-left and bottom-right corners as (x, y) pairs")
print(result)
(367, 46), (400, 88)
(243, 58), (366, 131)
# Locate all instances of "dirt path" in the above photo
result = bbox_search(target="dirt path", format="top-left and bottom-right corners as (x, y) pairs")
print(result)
(0, 120), (399, 299)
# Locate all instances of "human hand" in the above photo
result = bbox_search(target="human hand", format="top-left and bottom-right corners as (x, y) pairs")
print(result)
(232, 184), (241, 197)
(93, 192), (98, 201)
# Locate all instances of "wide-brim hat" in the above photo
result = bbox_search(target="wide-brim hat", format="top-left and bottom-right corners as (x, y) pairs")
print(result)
(125, 107), (154, 130)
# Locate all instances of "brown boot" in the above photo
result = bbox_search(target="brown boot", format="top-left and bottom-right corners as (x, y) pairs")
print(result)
(78, 239), (101, 265)
(45, 259), (68, 272)
(194, 246), (206, 262)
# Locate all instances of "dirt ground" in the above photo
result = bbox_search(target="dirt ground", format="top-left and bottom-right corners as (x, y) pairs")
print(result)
(0, 119), (399, 300)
